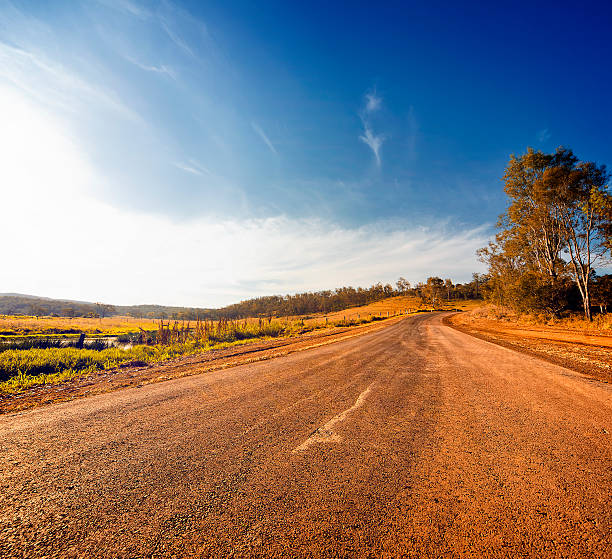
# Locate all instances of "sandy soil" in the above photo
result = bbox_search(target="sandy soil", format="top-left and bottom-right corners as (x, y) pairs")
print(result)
(0, 313), (610, 557)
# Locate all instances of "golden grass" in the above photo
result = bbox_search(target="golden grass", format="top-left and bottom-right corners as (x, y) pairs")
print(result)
(0, 313), (395, 394)
(0, 296), (486, 395)
(0, 315), (159, 336)
(303, 295), (481, 324)
(464, 304), (612, 333)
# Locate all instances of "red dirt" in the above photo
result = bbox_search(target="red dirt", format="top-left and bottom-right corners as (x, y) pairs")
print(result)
(446, 312), (612, 383)
(0, 313), (610, 557)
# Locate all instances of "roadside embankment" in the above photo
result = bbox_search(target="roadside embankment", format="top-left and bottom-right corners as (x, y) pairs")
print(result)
(446, 309), (612, 383)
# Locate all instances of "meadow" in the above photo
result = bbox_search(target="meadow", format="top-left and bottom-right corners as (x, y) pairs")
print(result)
(0, 313), (394, 394)
(0, 315), (159, 337)
(306, 295), (478, 323)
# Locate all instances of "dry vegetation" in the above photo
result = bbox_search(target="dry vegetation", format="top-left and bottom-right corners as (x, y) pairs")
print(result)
(304, 295), (480, 324)
(0, 295), (479, 338)
(0, 302), (411, 396)
(0, 295), (487, 397)
(0, 315), (159, 337)
(460, 304), (612, 335)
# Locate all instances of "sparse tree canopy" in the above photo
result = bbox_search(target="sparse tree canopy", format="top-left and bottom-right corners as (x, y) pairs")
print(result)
(396, 277), (411, 294)
(480, 147), (611, 319)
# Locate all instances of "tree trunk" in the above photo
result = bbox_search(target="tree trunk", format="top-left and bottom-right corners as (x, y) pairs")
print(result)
(583, 284), (592, 321)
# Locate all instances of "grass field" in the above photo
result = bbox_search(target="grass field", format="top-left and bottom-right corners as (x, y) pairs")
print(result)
(307, 295), (481, 324)
(465, 304), (612, 333)
(0, 315), (159, 337)
(0, 312), (392, 394)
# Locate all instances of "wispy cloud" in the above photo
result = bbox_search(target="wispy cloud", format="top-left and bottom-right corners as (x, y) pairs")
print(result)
(98, 0), (202, 62)
(251, 121), (278, 155)
(359, 89), (385, 166)
(160, 19), (195, 57)
(156, 0), (209, 59)
(124, 55), (176, 80)
(537, 128), (551, 143)
(0, 41), (139, 122)
(174, 162), (203, 176)
(174, 159), (211, 176)
(1, 87), (487, 307)
(95, 0), (152, 20)
(365, 89), (382, 113)
(359, 127), (384, 166)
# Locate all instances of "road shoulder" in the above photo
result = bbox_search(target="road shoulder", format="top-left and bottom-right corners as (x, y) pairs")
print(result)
(444, 313), (612, 384)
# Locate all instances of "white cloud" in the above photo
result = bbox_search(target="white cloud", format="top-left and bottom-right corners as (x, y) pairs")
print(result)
(0, 41), (140, 121)
(537, 128), (551, 143)
(124, 55), (176, 80)
(251, 121), (278, 155)
(174, 159), (211, 176)
(359, 126), (384, 167)
(156, 1), (210, 59)
(365, 90), (381, 113)
(160, 19), (195, 57)
(0, 86), (486, 307)
(359, 89), (385, 166)
(359, 127), (385, 167)
(95, 0), (153, 20)
(174, 162), (203, 176)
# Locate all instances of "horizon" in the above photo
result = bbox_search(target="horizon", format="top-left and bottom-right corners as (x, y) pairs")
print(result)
(0, 270), (476, 309)
(1, 1), (611, 306)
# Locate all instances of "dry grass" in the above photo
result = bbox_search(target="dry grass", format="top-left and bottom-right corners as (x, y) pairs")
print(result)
(0, 312), (399, 394)
(0, 296), (486, 396)
(303, 296), (481, 325)
(0, 315), (159, 337)
(464, 304), (612, 334)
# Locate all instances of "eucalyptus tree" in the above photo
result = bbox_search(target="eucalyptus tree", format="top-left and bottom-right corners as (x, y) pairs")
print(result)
(536, 152), (611, 320)
(480, 147), (611, 319)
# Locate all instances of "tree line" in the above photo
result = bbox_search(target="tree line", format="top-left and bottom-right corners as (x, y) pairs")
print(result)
(479, 147), (611, 319)
(215, 276), (484, 319)
(0, 275), (485, 321)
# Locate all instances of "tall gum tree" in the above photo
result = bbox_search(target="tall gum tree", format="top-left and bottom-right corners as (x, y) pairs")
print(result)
(483, 147), (611, 320)
(537, 152), (611, 320)
(502, 148), (566, 281)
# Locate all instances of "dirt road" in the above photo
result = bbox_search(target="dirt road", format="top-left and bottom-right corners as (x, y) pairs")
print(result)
(1, 313), (610, 557)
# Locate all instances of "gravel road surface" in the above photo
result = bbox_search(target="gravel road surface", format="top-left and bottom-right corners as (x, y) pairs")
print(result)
(0, 313), (610, 557)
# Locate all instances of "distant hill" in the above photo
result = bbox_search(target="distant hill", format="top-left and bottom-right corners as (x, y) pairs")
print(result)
(0, 294), (214, 320)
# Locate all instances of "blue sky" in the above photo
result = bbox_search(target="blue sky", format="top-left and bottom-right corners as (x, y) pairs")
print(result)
(1, 0), (611, 306)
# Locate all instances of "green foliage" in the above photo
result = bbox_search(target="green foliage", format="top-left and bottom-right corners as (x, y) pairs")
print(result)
(0, 342), (207, 392)
(481, 146), (611, 319)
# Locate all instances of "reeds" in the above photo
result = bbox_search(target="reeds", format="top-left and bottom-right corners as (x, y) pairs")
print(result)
(0, 337), (110, 353)
(0, 313), (396, 394)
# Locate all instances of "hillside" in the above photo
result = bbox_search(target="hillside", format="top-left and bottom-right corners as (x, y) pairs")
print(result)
(0, 294), (213, 320)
